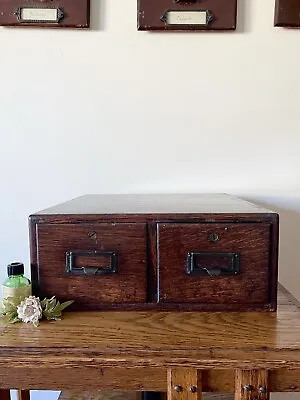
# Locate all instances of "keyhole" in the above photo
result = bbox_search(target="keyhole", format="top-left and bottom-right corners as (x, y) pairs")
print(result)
(88, 231), (97, 240)
(209, 233), (219, 243)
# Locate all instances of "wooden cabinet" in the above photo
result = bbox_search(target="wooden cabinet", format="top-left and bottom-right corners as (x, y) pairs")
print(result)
(29, 194), (279, 311)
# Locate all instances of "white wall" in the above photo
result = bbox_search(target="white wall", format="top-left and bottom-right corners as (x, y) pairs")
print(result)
(1, 0), (300, 398)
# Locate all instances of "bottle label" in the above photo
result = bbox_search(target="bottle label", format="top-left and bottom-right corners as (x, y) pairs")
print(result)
(2, 284), (32, 301)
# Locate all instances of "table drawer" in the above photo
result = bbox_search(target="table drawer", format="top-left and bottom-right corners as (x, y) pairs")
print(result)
(35, 223), (147, 309)
(157, 223), (271, 305)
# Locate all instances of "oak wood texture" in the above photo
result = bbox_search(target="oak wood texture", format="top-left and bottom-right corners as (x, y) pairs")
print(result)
(137, 0), (237, 31)
(274, 0), (300, 27)
(35, 223), (147, 309)
(0, 0), (90, 28)
(31, 194), (276, 217)
(29, 194), (279, 312)
(0, 285), (299, 394)
(157, 223), (271, 305)
(235, 370), (268, 400)
(168, 369), (202, 400)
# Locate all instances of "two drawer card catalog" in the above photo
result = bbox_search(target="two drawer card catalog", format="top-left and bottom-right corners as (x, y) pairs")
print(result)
(138, 0), (237, 31)
(0, 0), (90, 28)
(29, 194), (279, 312)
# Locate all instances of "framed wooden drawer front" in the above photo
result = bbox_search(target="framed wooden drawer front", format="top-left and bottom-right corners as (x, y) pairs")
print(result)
(157, 223), (271, 305)
(36, 223), (147, 309)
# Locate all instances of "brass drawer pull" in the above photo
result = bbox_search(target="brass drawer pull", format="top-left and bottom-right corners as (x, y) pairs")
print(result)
(187, 252), (240, 276)
(66, 250), (118, 276)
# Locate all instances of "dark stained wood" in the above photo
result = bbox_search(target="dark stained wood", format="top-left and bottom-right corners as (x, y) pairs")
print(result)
(58, 393), (234, 400)
(157, 223), (273, 308)
(137, 0), (237, 31)
(274, 0), (300, 27)
(35, 223), (147, 309)
(29, 194), (279, 312)
(235, 370), (268, 400)
(168, 369), (202, 400)
(59, 393), (141, 400)
(0, 0), (90, 28)
(17, 391), (30, 400)
(0, 391), (10, 400)
(147, 223), (158, 303)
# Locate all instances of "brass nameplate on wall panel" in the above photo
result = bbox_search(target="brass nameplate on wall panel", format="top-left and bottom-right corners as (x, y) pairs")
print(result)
(274, 0), (300, 27)
(138, 0), (237, 31)
(0, 0), (90, 28)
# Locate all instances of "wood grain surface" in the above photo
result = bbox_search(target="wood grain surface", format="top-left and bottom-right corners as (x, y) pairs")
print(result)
(0, 0), (90, 28)
(35, 223), (147, 308)
(168, 369), (202, 400)
(235, 370), (268, 400)
(29, 193), (279, 311)
(138, 0), (237, 31)
(31, 194), (277, 217)
(274, 0), (300, 27)
(0, 286), (300, 396)
(59, 392), (141, 400)
(157, 223), (271, 305)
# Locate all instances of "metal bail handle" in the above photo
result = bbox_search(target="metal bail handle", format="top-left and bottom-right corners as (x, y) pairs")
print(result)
(186, 252), (240, 277)
(66, 250), (118, 276)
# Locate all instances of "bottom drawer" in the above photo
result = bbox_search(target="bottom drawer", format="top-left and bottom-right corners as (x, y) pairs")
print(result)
(157, 222), (272, 306)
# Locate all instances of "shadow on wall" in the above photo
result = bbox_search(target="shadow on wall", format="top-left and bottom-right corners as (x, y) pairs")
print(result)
(244, 197), (300, 301)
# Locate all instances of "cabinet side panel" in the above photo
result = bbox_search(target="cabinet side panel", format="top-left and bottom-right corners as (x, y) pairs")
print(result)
(29, 217), (39, 296)
(269, 214), (279, 310)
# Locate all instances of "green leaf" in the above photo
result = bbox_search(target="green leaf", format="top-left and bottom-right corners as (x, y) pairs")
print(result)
(0, 296), (22, 315)
(60, 300), (74, 311)
(9, 315), (21, 324)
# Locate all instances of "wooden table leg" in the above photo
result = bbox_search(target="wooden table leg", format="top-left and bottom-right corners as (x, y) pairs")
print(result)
(235, 370), (269, 400)
(17, 390), (30, 400)
(0, 390), (10, 400)
(167, 368), (202, 400)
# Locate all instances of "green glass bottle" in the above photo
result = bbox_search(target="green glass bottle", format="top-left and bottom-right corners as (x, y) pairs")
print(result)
(2, 262), (31, 300)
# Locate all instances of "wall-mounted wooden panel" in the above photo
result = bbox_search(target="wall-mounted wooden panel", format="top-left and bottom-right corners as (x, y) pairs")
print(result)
(138, 0), (237, 31)
(274, 0), (300, 27)
(0, 0), (90, 28)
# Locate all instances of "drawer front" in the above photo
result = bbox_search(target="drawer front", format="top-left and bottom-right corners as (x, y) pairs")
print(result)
(36, 223), (147, 308)
(157, 223), (271, 304)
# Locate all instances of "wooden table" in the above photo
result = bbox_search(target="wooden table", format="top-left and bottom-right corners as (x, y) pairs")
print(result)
(1, 284), (300, 400)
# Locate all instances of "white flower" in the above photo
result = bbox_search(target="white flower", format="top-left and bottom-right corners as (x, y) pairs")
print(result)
(17, 296), (42, 327)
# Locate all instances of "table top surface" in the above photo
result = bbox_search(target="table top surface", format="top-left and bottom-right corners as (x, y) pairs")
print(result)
(32, 193), (276, 216)
(0, 284), (300, 369)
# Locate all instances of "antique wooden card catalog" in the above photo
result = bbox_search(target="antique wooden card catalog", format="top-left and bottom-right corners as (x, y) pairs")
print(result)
(274, 0), (300, 27)
(0, 0), (90, 28)
(138, 0), (237, 31)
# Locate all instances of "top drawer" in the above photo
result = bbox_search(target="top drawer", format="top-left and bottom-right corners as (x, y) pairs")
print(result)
(157, 222), (272, 305)
(35, 223), (147, 309)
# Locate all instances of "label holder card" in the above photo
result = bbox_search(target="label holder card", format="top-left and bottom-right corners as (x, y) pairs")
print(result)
(0, 0), (90, 28)
(138, 0), (237, 31)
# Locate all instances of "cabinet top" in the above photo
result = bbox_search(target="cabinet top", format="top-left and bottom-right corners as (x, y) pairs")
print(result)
(31, 193), (277, 216)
